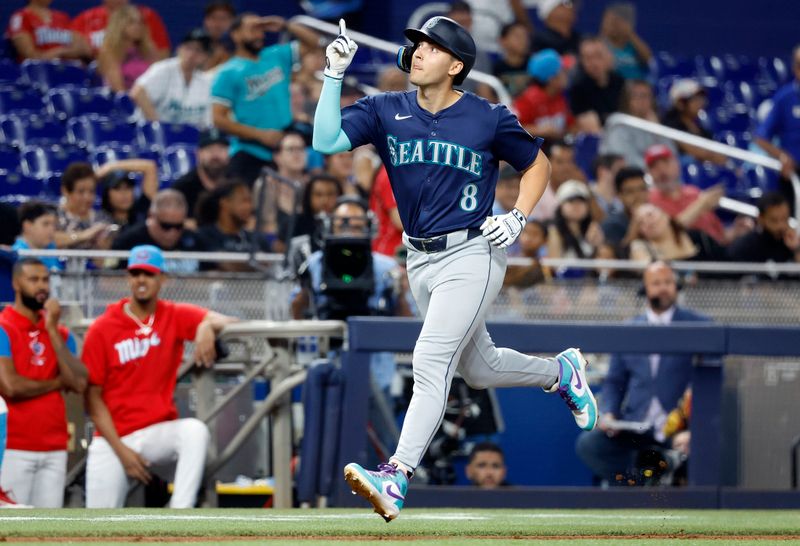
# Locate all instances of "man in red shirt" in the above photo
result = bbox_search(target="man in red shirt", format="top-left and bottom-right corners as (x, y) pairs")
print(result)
(513, 48), (574, 141)
(7, 0), (91, 62)
(82, 245), (235, 508)
(369, 165), (403, 257)
(0, 258), (88, 508)
(71, 0), (170, 57)
(645, 144), (726, 244)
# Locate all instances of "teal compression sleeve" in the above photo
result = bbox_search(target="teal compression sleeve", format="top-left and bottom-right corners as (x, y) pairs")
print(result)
(312, 75), (353, 154)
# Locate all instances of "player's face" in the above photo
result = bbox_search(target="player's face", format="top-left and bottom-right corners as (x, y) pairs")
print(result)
(127, 269), (162, 304)
(618, 177), (649, 211)
(643, 263), (678, 312)
(759, 203), (790, 239)
(14, 263), (50, 312)
(466, 452), (506, 489)
(24, 213), (57, 249)
(64, 177), (97, 217)
(310, 181), (340, 214)
(409, 41), (463, 87)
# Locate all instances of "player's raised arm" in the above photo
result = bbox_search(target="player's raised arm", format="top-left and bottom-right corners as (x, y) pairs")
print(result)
(312, 19), (357, 154)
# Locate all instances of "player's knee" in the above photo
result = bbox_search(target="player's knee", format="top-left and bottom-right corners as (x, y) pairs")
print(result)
(181, 418), (210, 447)
(459, 369), (489, 390)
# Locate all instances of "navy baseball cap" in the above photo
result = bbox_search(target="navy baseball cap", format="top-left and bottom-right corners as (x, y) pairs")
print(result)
(182, 28), (212, 53)
(128, 245), (165, 274)
(198, 127), (229, 148)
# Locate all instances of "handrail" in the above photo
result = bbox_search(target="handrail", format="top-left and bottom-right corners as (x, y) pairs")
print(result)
(290, 15), (513, 105)
(607, 113), (800, 227)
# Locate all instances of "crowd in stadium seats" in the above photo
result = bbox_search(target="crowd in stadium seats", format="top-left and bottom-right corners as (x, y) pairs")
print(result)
(0, 0), (799, 277)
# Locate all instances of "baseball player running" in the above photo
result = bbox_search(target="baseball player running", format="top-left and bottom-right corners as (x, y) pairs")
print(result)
(313, 18), (598, 521)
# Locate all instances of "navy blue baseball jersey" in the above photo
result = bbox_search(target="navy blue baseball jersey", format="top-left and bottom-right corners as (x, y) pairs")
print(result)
(340, 91), (543, 238)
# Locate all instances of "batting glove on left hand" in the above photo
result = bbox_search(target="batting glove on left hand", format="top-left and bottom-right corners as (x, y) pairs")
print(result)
(480, 208), (526, 249)
(324, 19), (358, 79)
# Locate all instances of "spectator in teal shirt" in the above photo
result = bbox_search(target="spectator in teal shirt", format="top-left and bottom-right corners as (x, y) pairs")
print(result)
(599, 3), (651, 81)
(211, 13), (320, 185)
(12, 202), (63, 272)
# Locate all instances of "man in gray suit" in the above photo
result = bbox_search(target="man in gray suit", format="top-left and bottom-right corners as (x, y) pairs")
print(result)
(576, 261), (709, 485)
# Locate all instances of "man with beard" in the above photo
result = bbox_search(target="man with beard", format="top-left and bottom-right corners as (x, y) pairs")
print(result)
(211, 13), (319, 185)
(728, 192), (800, 264)
(81, 245), (236, 508)
(0, 258), (88, 507)
(172, 129), (231, 227)
(575, 261), (710, 485)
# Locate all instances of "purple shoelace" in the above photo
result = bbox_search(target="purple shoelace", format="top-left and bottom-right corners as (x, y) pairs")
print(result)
(374, 463), (400, 477)
(558, 384), (579, 411)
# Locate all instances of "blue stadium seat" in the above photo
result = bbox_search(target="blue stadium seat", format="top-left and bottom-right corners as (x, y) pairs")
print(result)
(113, 92), (136, 118)
(68, 115), (137, 150)
(758, 56), (789, 87)
(20, 60), (92, 91)
(721, 55), (759, 83)
(715, 130), (751, 149)
(695, 55), (724, 80)
(700, 80), (726, 111)
(89, 144), (137, 167)
(0, 60), (22, 86)
(655, 52), (696, 78)
(710, 108), (752, 133)
(681, 160), (703, 187)
(0, 88), (45, 116)
(701, 164), (739, 193)
(571, 133), (599, 179)
(21, 145), (87, 178)
(0, 144), (18, 173)
(47, 88), (115, 120)
(138, 122), (200, 151)
(743, 166), (779, 194)
(0, 171), (44, 198)
(0, 115), (66, 147)
(162, 145), (197, 179)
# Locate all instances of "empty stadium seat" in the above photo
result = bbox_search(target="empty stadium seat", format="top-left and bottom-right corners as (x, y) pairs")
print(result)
(21, 145), (88, 178)
(89, 144), (137, 167)
(695, 55), (725, 80)
(758, 56), (789, 86)
(0, 88), (45, 116)
(710, 108), (752, 133)
(743, 166), (779, 194)
(163, 145), (197, 179)
(0, 144), (18, 173)
(721, 55), (759, 83)
(0, 115), (66, 147)
(113, 92), (136, 118)
(67, 116), (137, 150)
(655, 52), (696, 78)
(20, 60), (92, 91)
(47, 88), (115, 120)
(571, 133), (599, 179)
(137, 122), (200, 151)
(0, 60), (22, 86)
(715, 130), (752, 149)
(701, 163), (740, 193)
(0, 171), (45, 198)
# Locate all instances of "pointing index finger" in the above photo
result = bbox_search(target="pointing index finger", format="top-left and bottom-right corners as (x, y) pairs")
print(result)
(338, 18), (347, 37)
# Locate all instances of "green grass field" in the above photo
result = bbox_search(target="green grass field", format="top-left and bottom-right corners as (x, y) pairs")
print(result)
(1, 508), (799, 544)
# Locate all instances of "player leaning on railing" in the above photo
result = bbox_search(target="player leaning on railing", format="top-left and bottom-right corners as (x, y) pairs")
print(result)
(313, 18), (598, 521)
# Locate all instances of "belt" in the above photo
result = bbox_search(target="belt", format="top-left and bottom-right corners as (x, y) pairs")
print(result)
(405, 228), (483, 253)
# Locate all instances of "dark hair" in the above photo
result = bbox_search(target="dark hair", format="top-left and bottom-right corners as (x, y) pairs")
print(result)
(554, 199), (593, 258)
(204, 0), (235, 18)
(99, 174), (135, 217)
(12, 257), (46, 277)
(500, 20), (527, 39)
(448, 0), (472, 14)
(614, 166), (646, 193)
(619, 79), (654, 115)
(276, 130), (308, 151)
(468, 442), (504, 463)
(757, 191), (789, 216)
(300, 174), (343, 218)
(61, 162), (96, 193)
(18, 201), (56, 225)
(229, 11), (258, 33)
(196, 179), (249, 226)
(527, 218), (549, 239)
(335, 194), (369, 214)
(592, 153), (624, 179)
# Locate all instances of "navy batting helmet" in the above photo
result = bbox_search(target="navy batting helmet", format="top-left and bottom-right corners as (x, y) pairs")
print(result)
(396, 16), (477, 86)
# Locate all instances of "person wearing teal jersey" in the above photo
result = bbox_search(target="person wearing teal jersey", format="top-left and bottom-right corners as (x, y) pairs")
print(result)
(211, 13), (319, 185)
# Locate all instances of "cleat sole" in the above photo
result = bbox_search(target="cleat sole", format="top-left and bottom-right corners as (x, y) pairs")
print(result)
(343, 465), (399, 522)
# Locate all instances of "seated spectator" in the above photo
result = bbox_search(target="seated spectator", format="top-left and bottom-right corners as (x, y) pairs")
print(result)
(71, 0), (170, 58)
(370, 166), (403, 258)
(514, 49), (574, 141)
(599, 2), (651, 80)
(172, 129), (230, 227)
(492, 166), (523, 254)
(202, 1), (235, 71)
(569, 37), (625, 131)
(547, 181), (604, 276)
(112, 190), (209, 274)
(628, 203), (726, 263)
(82, 245), (235, 508)
(728, 192), (800, 263)
(274, 131), (310, 185)
(131, 29), (213, 128)
(492, 21), (532, 98)
(532, 0), (581, 56)
(662, 79), (727, 165)
(600, 166), (649, 255)
(461, 0), (529, 56)
(531, 141), (586, 221)
(12, 202), (62, 271)
(503, 219), (549, 287)
(54, 162), (112, 250)
(645, 144), (726, 244)
(589, 153), (625, 220)
(324, 150), (364, 197)
(576, 261), (710, 486)
(7, 0), (90, 62)
(97, 5), (160, 92)
(601, 80), (679, 169)
(196, 180), (271, 268)
(97, 158), (159, 235)
(465, 442), (509, 488)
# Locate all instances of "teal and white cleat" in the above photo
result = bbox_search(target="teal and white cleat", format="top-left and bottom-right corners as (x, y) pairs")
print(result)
(343, 462), (408, 522)
(548, 348), (599, 431)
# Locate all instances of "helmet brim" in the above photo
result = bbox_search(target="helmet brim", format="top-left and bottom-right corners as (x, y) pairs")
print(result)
(403, 28), (462, 62)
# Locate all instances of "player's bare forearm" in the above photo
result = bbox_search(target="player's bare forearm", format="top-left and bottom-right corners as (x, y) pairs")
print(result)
(211, 103), (282, 146)
(46, 327), (88, 394)
(130, 85), (159, 121)
(203, 311), (238, 334)
(514, 149), (551, 217)
(86, 385), (127, 453)
(0, 358), (62, 400)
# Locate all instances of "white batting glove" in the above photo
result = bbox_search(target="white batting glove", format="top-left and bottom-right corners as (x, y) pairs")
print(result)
(480, 208), (526, 249)
(324, 19), (358, 79)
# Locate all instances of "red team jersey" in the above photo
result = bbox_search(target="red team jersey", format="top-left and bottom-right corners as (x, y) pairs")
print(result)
(370, 166), (403, 257)
(70, 5), (170, 53)
(0, 306), (73, 451)
(6, 8), (73, 61)
(649, 185), (726, 243)
(81, 299), (207, 438)
(513, 85), (574, 132)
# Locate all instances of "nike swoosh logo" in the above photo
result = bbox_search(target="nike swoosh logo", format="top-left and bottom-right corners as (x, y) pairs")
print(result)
(569, 360), (585, 395)
(384, 483), (405, 501)
(395, 114), (412, 120)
